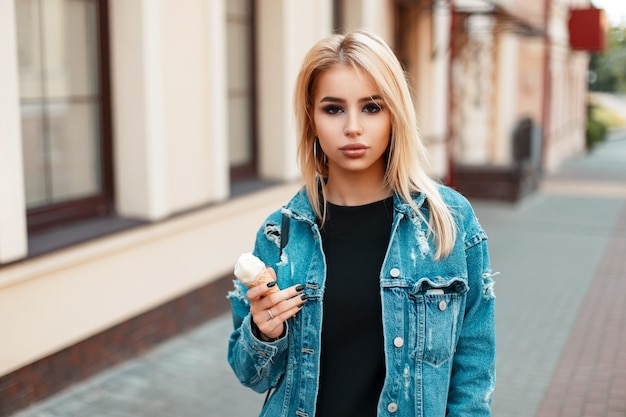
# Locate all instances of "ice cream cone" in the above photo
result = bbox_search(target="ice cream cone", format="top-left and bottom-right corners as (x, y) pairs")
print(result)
(234, 252), (279, 295)
(245, 269), (279, 295)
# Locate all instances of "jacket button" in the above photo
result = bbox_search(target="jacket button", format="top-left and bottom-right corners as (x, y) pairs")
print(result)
(393, 337), (404, 348)
(439, 300), (447, 311)
(387, 402), (398, 413)
(389, 268), (400, 278)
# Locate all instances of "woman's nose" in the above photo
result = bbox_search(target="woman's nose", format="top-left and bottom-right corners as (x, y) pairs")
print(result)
(344, 113), (363, 136)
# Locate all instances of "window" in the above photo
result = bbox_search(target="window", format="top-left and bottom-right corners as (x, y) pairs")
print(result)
(227, 0), (257, 181)
(15, 0), (113, 232)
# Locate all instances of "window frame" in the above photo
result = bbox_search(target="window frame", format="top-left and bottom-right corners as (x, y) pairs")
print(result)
(23, 0), (115, 233)
(228, 0), (258, 183)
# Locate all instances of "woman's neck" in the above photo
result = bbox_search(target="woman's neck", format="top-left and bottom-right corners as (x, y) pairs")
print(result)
(325, 171), (391, 206)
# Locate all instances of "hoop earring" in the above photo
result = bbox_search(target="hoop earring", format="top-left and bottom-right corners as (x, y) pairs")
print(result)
(385, 133), (393, 168)
(314, 138), (326, 174)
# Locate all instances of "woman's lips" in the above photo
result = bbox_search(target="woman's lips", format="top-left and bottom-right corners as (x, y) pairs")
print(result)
(340, 143), (368, 158)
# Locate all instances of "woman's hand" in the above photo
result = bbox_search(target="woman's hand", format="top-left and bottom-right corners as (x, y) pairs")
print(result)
(246, 267), (307, 341)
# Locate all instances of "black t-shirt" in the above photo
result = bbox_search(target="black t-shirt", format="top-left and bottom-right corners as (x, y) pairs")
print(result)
(315, 196), (394, 417)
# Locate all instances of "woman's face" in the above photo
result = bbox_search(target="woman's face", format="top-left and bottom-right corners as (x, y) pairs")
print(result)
(312, 64), (391, 181)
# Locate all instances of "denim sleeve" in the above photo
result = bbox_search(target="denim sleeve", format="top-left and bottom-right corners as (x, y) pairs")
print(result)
(227, 291), (289, 393)
(447, 234), (497, 416)
(226, 213), (289, 394)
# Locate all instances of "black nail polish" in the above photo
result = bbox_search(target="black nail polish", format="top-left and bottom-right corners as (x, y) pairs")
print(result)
(295, 284), (305, 292)
(300, 294), (308, 301)
(267, 281), (277, 288)
(298, 303), (305, 309)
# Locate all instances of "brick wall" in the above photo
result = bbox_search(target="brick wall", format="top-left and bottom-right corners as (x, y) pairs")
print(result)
(0, 275), (234, 416)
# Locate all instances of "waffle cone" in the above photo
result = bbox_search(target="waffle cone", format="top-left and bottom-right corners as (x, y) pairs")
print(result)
(245, 269), (279, 295)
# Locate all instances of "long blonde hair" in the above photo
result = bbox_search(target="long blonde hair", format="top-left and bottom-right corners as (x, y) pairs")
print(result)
(294, 30), (456, 259)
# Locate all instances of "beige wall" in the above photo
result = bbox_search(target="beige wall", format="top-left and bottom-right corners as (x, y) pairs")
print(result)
(341, 0), (394, 43)
(453, 0), (589, 172)
(256, 0), (333, 181)
(161, 0), (217, 213)
(517, 39), (545, 124)
(405, 9), (451, 179)
(543, 0), (590, 172)
(110, 0), (230, 221)
(0, 182), (300, 376)
(0, 0), (321, 377)
(493, 32), (519, 165)
(0, 0), (28, 264)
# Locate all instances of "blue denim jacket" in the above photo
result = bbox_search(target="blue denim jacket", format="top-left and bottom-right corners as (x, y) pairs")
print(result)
(228, 185), (496, 417)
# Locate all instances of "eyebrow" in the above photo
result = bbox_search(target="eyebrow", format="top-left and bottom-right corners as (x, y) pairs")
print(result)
(319, 95), (383, 104)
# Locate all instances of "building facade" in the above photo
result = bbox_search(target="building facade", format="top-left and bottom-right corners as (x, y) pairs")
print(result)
(0, 0), (597, 414)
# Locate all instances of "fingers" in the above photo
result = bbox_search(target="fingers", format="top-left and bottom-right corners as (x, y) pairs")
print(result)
(264, 288), (307, 322)
(246, 271), (278, 300)
(248, 283), (307, 340)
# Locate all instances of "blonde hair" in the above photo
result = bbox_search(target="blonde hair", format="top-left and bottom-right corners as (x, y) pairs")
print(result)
(294, 30), (456, 259)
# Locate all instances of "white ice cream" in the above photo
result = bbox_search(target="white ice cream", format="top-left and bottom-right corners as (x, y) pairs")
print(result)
(234, 252), (266, 284)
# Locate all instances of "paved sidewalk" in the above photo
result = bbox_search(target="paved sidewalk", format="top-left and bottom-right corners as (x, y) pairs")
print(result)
(11, 130), (626, 417)
(486, 130), (626, 417)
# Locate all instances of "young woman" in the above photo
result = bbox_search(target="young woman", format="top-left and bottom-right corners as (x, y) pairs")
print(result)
(228, 30), (496, 417)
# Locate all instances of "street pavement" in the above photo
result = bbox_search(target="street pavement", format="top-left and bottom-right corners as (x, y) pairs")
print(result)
(11, 129), (626, 417)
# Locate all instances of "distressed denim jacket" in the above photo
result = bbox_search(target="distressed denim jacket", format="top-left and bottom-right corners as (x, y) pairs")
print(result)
(227, 185), (496, 417)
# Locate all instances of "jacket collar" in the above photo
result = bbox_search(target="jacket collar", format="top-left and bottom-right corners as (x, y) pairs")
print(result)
(282, 184), (428, 224)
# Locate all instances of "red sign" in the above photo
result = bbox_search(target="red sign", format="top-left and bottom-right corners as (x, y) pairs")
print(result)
(568, 8), (608, 52)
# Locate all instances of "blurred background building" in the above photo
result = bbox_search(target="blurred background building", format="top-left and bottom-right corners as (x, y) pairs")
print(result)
(0, 0), (606, 415)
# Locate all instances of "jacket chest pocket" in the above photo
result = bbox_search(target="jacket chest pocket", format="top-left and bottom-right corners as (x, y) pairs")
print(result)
(410, 280), (466, 367)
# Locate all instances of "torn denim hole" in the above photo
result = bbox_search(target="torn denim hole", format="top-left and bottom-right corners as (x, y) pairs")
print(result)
(227, 280), (250, 306)
(417, 233), (430, 257)
(482, 271), (499, 300)
(409, 211), (424, 227)
(264, 223), (281, 249)
(403, 365), (411, 400)
(409, 247), (419, 266)
(279, 251), (288, 266)
(408, 212), (431, 257)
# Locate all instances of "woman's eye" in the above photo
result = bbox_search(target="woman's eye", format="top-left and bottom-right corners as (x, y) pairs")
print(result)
(363, 103), (383, 113)
(323, 105), (343, 115)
